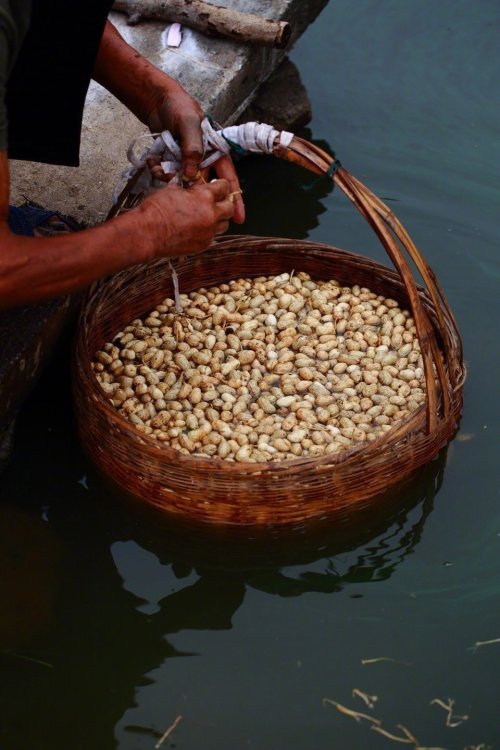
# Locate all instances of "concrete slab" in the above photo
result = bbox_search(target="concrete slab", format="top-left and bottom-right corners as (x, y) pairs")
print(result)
(10, 0), (328, 226)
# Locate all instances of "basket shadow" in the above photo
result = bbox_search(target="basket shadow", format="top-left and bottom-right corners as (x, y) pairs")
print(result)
(231, 137), (334, 240)
(89, 446), (448, 583)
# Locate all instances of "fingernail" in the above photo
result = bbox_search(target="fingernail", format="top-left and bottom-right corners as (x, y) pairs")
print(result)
(184, 163), (198, 179)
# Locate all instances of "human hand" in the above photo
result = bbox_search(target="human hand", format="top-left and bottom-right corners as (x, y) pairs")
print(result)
(94, 22), (244, 222)
(139, 178), (235, 258)
(145, 83), (245, 224)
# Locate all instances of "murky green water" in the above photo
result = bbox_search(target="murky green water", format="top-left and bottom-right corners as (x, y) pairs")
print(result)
(1, 1), (499, 748)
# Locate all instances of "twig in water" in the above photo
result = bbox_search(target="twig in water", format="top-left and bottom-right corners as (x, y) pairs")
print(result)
(1, 649), (53, 668)
(361, 656), (413, 667)
(322, 698), (381, 725)
(371, 723), (415, 744)
(397, 725), (419, 744)
(374, 721), (452, 749)
(430, 698), (469, 728)
(352, 688), (378, 709)
(155, 715), (183, 749)
(468, 637), (500, 654)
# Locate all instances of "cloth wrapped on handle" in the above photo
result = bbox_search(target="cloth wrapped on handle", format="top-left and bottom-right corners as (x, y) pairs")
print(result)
(117, 118), (294, 200)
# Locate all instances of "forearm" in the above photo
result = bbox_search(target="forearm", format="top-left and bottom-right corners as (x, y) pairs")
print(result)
(92, 21), (242, 201)
(93, 20), (182, 125)
(0, 207), (155, 309)
(0, 132), (234, 309)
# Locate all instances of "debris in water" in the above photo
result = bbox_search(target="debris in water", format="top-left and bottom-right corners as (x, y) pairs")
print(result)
(352, 688), (378, 709)
(155, 715), (182, 749)
(361, 656), (413, 667)
(77, 474), (88, 490)
(371, 723), (415, 743)
(1, 649), (53, 668)
(468, 637), (500, 654)
(430, 698), (469, 728)
(322, 698), (381, 725)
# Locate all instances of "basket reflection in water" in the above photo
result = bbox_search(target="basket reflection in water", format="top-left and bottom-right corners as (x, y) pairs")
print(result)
(74, 234), (464, 527)
(95, 446), (448, 574)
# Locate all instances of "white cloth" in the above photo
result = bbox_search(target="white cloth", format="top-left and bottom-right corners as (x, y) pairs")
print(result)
(115, 118), (295, 201)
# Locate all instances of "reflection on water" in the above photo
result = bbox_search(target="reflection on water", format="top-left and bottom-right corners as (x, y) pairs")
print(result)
(233, 132), (334, 240)
(0, 505), (62, 653)
(0, 353), (447, 749)
(100, 448), (447, 577)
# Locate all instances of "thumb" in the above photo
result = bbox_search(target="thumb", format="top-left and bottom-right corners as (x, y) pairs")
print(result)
(179, 114), (204, 180)
(206, 178), (230, 201)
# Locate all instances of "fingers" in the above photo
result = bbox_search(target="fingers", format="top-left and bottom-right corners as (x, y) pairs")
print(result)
(146, 156), (169, 183)
(207, 180), (235, 227)
(141, 175), (235, 258)
(215, 219), (230, 236)
(205, 177), (230, 201)
(213, 155), (246, 224)
(216, 198), (235, 224)
(187, 179), (233, 234)
(153, 180), (235, 237)
(178, 113), (204, 181)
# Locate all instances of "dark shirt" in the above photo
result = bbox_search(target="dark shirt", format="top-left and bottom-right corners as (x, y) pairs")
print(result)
(1, 0), (113, 166)
(0, 0), (31, 151)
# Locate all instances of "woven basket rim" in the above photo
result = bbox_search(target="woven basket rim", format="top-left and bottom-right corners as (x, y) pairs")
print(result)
(76, 235), (459, 476)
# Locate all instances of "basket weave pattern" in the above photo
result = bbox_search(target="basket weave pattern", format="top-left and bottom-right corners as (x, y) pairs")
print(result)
(73, 137), (465, 527)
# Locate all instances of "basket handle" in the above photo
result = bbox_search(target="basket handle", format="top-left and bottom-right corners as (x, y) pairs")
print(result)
(106, 125), (463, 434)
(274, 136), (462, 433)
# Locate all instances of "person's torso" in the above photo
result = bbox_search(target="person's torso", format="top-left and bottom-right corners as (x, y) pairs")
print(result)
(5, 0), (113, 165)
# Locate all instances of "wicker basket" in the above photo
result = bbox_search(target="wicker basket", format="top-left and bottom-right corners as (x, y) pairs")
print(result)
(73, 135), (465, 528)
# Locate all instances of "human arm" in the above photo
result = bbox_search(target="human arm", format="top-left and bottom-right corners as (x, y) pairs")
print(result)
(93, 21), (245, 222)
(0, 152), (233, 309)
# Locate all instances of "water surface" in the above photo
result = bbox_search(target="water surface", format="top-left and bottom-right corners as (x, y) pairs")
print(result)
(1, 1), (499, 748)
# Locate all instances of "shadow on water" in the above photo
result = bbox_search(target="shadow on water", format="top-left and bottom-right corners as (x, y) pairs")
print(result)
(0, 341), (449, 749)
(0, 366), (485, 740)
(231, 129), (335, 240)
(95, 447), (447, 581)
(0, 140), (342, 746)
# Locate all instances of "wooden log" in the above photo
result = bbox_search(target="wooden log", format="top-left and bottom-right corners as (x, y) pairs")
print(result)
(112, 0), (292, 49)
